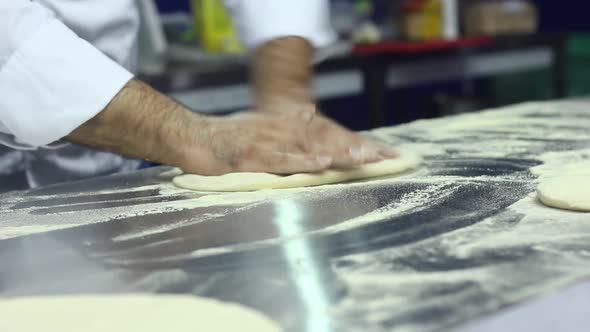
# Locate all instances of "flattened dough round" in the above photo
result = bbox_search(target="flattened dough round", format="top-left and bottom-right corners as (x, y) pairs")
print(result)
(537, 176), (590, 212)
(0, 295), (281, 332)
(174, 153), (421, 192)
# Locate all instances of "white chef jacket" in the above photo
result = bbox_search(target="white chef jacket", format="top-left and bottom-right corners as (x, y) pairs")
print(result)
(0, 0), (335, 149)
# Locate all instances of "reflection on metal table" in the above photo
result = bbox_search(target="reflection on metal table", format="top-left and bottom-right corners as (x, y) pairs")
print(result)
(1, 100), (590, 332)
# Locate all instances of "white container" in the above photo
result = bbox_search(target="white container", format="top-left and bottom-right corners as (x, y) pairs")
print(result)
(442, 0), (459, 40)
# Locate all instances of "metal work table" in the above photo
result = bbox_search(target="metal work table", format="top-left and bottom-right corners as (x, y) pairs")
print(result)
(1, 100), (589, 332)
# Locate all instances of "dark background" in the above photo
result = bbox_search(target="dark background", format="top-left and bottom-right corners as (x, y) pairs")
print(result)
(154, 1), (590, 33)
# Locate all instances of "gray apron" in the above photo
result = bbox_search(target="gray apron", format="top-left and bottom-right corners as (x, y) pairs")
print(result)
(0, 141), (139, 193)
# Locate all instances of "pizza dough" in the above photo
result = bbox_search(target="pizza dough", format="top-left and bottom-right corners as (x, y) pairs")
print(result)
(537, 175), (590, 212)
(0, 295), (281, 332)
(173, 153), (422, 192)
(531, 161), (590, 178)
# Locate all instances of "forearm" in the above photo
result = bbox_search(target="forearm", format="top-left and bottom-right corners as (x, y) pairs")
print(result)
(252, 36), (315, 111)
(67, 79), (204, 167)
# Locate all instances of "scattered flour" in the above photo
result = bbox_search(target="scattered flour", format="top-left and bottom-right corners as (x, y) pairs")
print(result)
(111, 213), (226, 242)
(1, 100), (590, 332)
(320, 182), (458, 234)
(1, 100), (589, 246)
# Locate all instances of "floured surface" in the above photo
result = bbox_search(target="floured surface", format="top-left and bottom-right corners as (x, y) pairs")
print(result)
(173, 153), (422, 192)
(2, 100), (590, 332)
(0, 295), (281, 332)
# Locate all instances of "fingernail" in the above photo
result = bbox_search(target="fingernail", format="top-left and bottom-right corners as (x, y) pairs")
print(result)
(379, 147), (399, 158)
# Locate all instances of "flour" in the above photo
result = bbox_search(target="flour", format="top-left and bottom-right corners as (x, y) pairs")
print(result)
(331, 190), (590, 331)
(0, 225), (72, 240)
(326, 101), (590, 331)
(2, 100), (590, 332)
(450, 193), (590, 258)
(112, 213), (226, 242)
(374, 101), (590, 159)
(321, 182), (458, 234)
(3, 100), (583, 241)
(0, 185), (275, 240)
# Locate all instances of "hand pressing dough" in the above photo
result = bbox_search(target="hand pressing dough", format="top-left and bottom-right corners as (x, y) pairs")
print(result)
(537, 175), (590, 212)
(173, 153), (422, 192)
(0, 295), (281, 332)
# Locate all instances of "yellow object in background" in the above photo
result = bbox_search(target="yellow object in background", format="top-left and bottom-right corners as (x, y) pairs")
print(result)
(400, 0), (443, 41)
(191, 0), (241, 53)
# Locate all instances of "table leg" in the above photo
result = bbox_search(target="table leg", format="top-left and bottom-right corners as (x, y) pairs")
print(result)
(552, 34), (569, 99)
(362, 60), (388, 128)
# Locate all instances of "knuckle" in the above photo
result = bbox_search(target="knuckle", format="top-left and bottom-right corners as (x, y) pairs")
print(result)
(271, 153), (292, 170)
(229, 145), (256, 169)
(241, 145), (258, 159)
(274, 153), (289, 165)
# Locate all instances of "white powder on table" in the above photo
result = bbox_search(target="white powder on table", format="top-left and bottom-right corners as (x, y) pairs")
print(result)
(2, 100), (589, 244)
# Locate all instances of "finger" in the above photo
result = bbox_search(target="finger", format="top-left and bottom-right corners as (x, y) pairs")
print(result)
(357, 137), (398, 159)
(242, 149), (332, 174)
(348, 144), (383, 165)
(360, 145), (384, 164)
(278, 153), (333, 174)
(316, 146), (366, 169)
(377, 147), (399, 159)
(369, 141), (399, 159)
(295, 106), (318, 152)
(313, 137), (366, 168)
(297, 104), (316, 123)
(308, 132), (361, 168)
(335, 132), (375, 165)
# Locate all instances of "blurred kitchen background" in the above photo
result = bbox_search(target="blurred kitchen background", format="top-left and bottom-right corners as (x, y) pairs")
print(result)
(138, 0), (590, 130)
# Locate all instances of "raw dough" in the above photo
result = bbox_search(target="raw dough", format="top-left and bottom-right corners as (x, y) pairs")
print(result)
(537, 175), (590, 212)
(173, 153), (422, 192)
(531, 161), (590, 178)
(0, 295), (281, 332)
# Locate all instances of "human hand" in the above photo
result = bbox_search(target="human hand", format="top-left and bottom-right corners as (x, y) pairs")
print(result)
(178, 108), (333, 175)
(258, 101), (398, 168)
(306, 114), (398, 168)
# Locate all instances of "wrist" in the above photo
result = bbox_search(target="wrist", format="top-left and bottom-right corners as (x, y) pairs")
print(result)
(156, 107), (209, 168)
(257, 89), (313, 113)
(253, 36), (314, 112)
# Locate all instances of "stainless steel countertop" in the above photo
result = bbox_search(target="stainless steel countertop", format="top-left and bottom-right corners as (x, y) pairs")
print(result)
(1, 100), (590, 332)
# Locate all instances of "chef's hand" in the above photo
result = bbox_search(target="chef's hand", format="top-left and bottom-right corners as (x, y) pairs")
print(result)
(68, 80), (334, 176)
(306, 113), (398, 167)
(178, 107), (334, 175)
(251, 37), (397, 167)
(260, 102), (398, 168)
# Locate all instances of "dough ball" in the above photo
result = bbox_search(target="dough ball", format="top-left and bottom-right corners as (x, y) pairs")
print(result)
(0, 295), (281, 332)
(537, 175), (590, 212)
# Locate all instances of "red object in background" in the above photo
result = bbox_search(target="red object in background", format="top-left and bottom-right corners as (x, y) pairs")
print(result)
(401, 0), (429, 12)
(353, 36), (495, 56)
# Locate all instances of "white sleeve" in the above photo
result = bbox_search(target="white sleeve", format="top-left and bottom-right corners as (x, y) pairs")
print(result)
(223, 0), (337, 50)
(0, 1), (133, 147)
